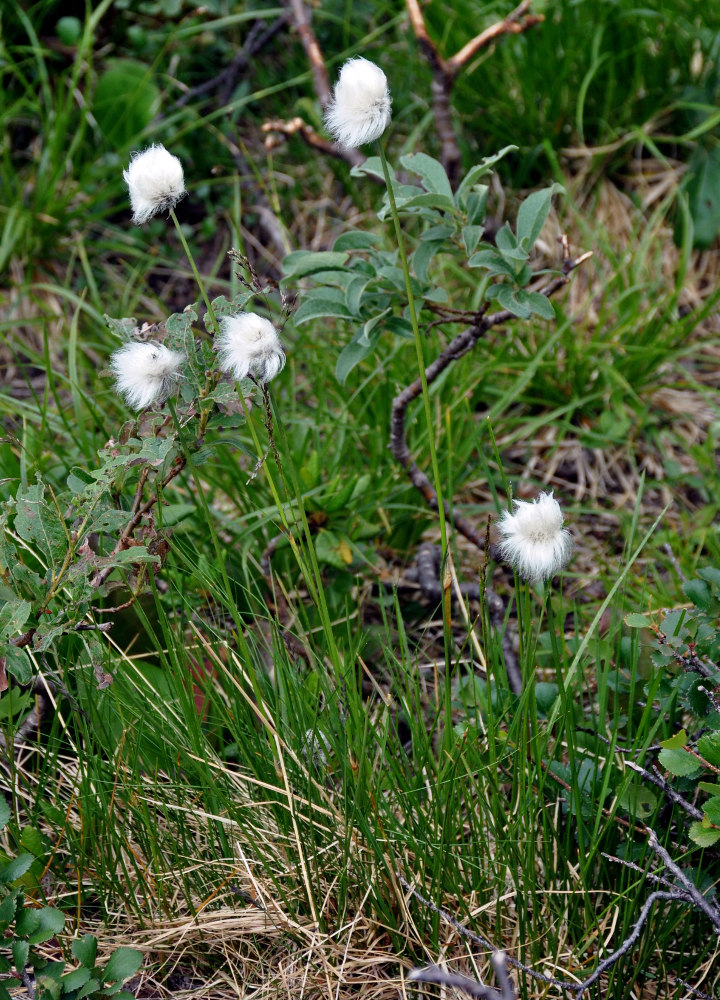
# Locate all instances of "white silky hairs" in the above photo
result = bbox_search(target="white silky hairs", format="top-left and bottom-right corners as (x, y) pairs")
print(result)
(123, 144), (186, 225)
(325, 57), (392, 149)
(214, 312), (286, 384)
(110, 341), (184, 410)
(497, 491), (572, 581)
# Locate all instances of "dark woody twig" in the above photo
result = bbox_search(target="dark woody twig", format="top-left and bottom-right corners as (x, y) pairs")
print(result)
(286, 0), (332, 109)
(261, 117), (363, 167)
(406, 0), (544, 185)
(409, 959), (515, 1000)
(402, 865), (715, 999)
(396, 874), (579, 993)
(390, 242), (592, 558)
(621, 757), (704, 821)
(173, 14), (288, 110)
(282, 0), (365, 169)
(574, 890), (695, 998)
(646, 828), (720, 932)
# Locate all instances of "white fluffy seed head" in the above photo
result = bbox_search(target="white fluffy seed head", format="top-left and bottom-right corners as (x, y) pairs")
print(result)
(324, 57), (391, 149)
(214, 312), (286, 384)
(110, 341), (184, 410)
(123, 144), (186, 225)
(496, 491), (572, 582)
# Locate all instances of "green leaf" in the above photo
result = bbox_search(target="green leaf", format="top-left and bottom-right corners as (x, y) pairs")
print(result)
(657, 747), (701, 777)
(0, 980), (21, 1000)
(698, 781), (720, 796)
(101, 948), (143, 984)
(15, 908), (39, 937)
(12, 939), (28, 973)
(56, 16), (82, 44)
(462, 225), (484, 254)
(0, 600), (31, 641)
(0, 800), (10, 834)
(683, 145), (720, 249)
(350, 156), (390, 183)
(72, 935), (98, 968)
(335, 340), (375, 385)
(0, 889), (19, 924)
(4, 646), (32, 685)
(385, 317), (414, 338)
(400, 153), (454, 199)
(332, 231), (381, 252)
(525, 291), (556, 320)
(345, 275), (371, 315)
(28, 906), (65, 945)
(293, 298), (353, 325)
(77, 978), (102, 999)
(516, 184), (562, 249)
(0, 853), (34, 884)
(697, 733), (720, 767)
(412, 241), (442, 283)
(421, 224), (454, 241)
(697, 567), (720, 589)
(14, 481), (67, 569)
(314, 530), (352, 570)
(92, 60), (159, 149)
(659, 729), (688, 749)
(683, 578), (711, 611)
(492, 284), (533, 319)
(625, 612), (653, 628)
(395, 192), (456, 213)
(454, 146), (517, 203)
(534, 682), (559, 716)
(703, 796), (720, 825)
(61, 967), (92, 991)
(689, 821), (720, 848)
(20, 827), (46, 859)
(36, 975), (61, 1000)
(468, 249), (516, 279)
(282, 251), (348, 279)
(617, 783), (658, 821)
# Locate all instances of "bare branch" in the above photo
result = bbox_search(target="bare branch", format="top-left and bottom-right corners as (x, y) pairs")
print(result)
(406, 0), (544, 183)
(285, 0), (332, 108)
(621, 758), (703, 821)
(262, 116), (364, 169)
(173, 14), (288, 109)
(575, 891), (693, 998)
(409, 963), (510, 1000)
(447, 1), (545, 75)
(389, 243), (591, 556)
(646, 829), (720, 933)
(396, 874), (578, 992)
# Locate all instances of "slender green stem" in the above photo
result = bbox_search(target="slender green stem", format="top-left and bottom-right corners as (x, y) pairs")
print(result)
(376, 143), (448, 557)
(169, 208), (220, 336)
(377, 142), (454, 755)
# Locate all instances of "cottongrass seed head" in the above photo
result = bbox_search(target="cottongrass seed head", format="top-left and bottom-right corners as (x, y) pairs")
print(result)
(123, 144), (186, 225)
(325, 57), (391, 149)
(214, 312), (286, 384)
(497, 491), (572, 582)
(110, 341), (184, 410)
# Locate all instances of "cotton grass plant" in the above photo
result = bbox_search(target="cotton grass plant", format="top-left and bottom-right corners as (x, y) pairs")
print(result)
(2, 7), (720, 1000)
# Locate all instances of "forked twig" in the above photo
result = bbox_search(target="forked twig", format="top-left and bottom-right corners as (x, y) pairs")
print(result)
(406, 0), (544, 184)
(396, 874), (578, 993)
(390, 241), (591, 558)
(400, 823), (720, 1000)
(409, 955), (516, 1000)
